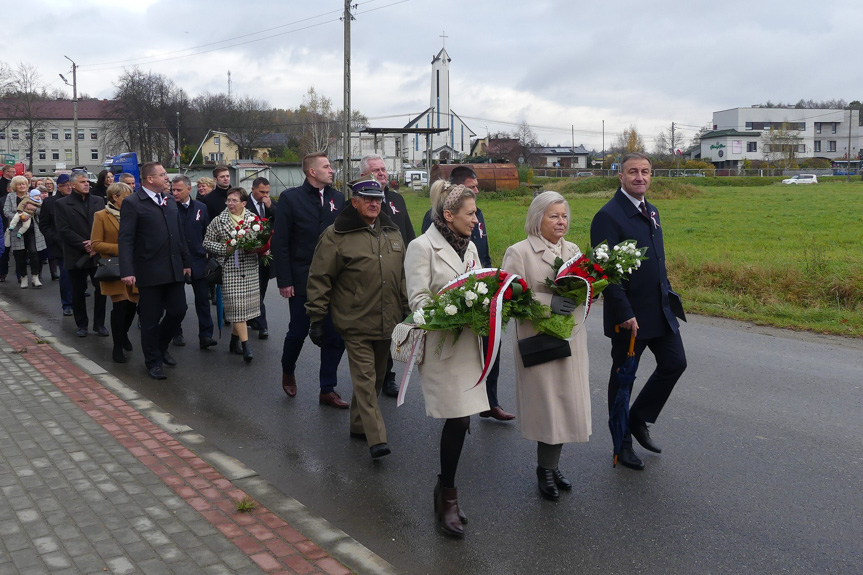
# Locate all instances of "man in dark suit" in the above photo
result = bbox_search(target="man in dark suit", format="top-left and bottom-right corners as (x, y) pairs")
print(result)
(199, 165), (231, 219)
(590, 152), (687, 471)
(54, 172), (107, 337)
(170, 175), (216, 350)
(119, 162), (192, 380)
(39, 174), (74, 316)
(245, 177), (276, 339)
(271, 152), (348, 408)
(420, 166), (515, 421)
(359, 154), (415, 398)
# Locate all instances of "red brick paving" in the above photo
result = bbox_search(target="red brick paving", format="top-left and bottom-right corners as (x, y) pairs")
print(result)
(0, 310), (354, 575)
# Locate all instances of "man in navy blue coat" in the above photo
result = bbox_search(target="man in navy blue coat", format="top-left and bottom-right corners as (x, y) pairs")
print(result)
(420, 166), (515, 422)
(245, 177), (276, 339)
(119, 162), (191, 380)
(590, 152), (687, 471)
(170, 175), (215, 350)
(271, 152), (348, 408)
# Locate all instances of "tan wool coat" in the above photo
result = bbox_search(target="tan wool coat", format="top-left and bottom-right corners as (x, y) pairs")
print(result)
(405, 225), (489, 419)
(502, 235), (592, 444)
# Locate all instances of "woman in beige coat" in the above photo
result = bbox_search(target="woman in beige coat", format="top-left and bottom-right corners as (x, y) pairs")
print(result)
(405, 181), (486, 538)
(501, 191), (592, 501)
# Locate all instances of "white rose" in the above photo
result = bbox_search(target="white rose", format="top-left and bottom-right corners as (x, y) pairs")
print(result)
(476, 282), (488, 295)
(444, 304), (458, 316)
(413, 310), (426, 325)
(252, 224), (261, 232)
(464, 290), (477, 302)
(237, 229), (246, 237)
(230, 230), (237, 237)
(482, 298), (490, 308)
(614, 245), (620, 251)
(229, 239), (238, 246)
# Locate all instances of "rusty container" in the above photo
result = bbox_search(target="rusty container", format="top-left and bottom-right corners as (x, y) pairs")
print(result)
(430, 163), (520, 192)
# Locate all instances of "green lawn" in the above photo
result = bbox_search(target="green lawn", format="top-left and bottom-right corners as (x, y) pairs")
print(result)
(402, 180), (863, 337)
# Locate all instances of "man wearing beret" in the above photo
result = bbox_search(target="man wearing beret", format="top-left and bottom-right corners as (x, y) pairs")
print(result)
(305, 178), (410, 459)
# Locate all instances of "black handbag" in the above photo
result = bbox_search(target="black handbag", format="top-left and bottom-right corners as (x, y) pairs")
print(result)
(94, 257), (121, 282)
(518, 333), (571, 368)
(204, 257), (222, 285)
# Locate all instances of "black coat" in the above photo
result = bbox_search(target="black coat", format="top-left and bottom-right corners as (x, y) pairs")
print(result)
(38, 193), (66, 256)
(54, 191), (106, 270)
(271, 179), (345, 296)
(200, 185), (230, 219)
(381, 187), (416, 246)
(590, 188), (679, 340)
(246, 195), (276, 280)
(421, 207), (492, 267)
(177, 199), (210, 280)
(118, 188), (191, 287)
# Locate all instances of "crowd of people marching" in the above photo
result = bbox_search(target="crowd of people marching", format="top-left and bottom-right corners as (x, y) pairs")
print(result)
(0, 151), (686, 539)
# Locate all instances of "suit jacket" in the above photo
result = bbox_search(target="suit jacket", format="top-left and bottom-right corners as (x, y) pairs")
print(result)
(246, 195), (276, 280)
(590, 188), (678, 340)
(271, 179), (345, 296)
(421, 207), (491, 267)
(381, 187), (416, 246)
(177, 199), (210, 280)
(54, 191), (106, 270)
(39, 193), (66, 256)
(118, 188), (191, 287)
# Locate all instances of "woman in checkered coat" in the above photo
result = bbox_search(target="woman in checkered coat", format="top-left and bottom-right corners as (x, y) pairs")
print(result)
(203, 188), (261, 363)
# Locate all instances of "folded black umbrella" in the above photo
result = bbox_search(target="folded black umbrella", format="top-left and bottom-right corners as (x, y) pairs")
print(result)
(609, 327), (639, 467)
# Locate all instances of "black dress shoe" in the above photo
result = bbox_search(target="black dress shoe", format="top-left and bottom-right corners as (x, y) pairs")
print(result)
(382, 377), (399, 398)
(536, 466), (559, 501)
(630, 418), (662, 453)
(369, 443), (391, 459)
(161, 351), (177, 367)
(199, 337), (217, 349)
(122, 336), (133, 352)
(94, 326), (109, 337)
(616, 446), (645, 470)
(112, 347), (127, 364)
(75, 327), (88, 337)
(552, 468), (572, 490)
(258, 328), (268, 340)
(148, 366), (167, 380)
(172, 334), (186, 347)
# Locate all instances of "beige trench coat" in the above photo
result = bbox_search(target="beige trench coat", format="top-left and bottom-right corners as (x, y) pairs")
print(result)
(502, 235), (592, 444)
(405, 225), (489, 419)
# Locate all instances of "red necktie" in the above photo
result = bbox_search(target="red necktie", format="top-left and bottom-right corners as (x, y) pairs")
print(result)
(639, 201), (649, 219)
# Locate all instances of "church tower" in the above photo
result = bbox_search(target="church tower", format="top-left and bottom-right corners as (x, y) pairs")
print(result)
(430, 47), (451, 138)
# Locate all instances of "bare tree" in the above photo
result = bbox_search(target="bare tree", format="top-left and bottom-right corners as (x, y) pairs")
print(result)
(298, 87), (335, 154)
(653, 125), (686, 159)
(761, 123), (801, 170)
(3, 63), (49, 170)
(230, 96), (273, 159)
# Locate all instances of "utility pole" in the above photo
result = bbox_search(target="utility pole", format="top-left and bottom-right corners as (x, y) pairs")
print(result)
(602, 120), (605, 173)
(176, 111), (181, 170)
(847, 108), (853, 183)
(342, 1), (355, 193)
(64, 56), (79, 166)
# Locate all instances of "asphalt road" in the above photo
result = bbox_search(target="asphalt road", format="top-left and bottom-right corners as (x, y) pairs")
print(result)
(5, 277), (862, 575)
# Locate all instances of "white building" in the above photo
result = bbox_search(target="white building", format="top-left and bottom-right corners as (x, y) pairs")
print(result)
(402, 47), (475, 163)
(0, 99), (120, 174)
(702, 106), (861, 168)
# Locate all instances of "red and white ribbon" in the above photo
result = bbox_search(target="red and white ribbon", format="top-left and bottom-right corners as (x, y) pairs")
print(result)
(396, 334), (423, 407)
(554, 255), (594, 332)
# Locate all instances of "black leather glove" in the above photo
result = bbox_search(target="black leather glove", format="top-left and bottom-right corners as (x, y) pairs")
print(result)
(308, 320), (325, 347)
(551, 295), (577, 315)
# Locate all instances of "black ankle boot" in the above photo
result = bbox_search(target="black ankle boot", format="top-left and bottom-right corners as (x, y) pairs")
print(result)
(536, 466), (559, 501)
(229, 334), (242, 354)
(241, 340), (253, 363)
(112, 345), (126, 363)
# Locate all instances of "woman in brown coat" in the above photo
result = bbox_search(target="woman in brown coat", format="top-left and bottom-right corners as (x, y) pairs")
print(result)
(91, 182), (138, 363)
(502, 191), (592, 501)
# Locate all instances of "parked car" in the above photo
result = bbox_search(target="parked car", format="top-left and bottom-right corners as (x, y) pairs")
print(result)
(782, 174), (818, 185)
(575, 171), (594, 177)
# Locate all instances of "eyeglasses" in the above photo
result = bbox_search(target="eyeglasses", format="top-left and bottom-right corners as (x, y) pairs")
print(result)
(225, 198), (244, 204)
(359, 197), (383, 203)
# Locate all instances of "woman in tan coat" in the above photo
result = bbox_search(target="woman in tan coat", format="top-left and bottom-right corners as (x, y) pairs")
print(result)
(91, 182), (138, 363)
(405, 181), (486, 538)
(501, 191), (591, 501)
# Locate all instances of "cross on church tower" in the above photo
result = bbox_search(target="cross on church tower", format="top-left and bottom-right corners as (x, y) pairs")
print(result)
(440, 30), (447, 48)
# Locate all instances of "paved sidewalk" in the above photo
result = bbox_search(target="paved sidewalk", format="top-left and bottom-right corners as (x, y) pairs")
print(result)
(0, 303), (395, 575)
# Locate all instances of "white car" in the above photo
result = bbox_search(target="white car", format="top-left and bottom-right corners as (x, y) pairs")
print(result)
(782, 174), (818, 184)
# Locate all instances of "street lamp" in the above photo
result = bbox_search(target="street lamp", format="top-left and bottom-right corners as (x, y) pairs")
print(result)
(59, 56), (78, 167)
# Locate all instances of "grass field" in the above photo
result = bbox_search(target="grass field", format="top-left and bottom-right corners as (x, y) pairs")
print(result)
(401, 179), (863, 337)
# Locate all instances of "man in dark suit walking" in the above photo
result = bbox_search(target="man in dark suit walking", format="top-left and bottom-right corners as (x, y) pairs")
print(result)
(170, 175), (216, 350)
(119, 162), (192, 380)
(245, 177), (275, 339)
(271, 152), (348, 408)
(39, 174), (74, 316)
(54, 172), (107, 337)
(590, 152), (687, 471)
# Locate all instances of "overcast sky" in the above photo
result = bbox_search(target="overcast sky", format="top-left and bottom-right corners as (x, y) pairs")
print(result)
(6, 0), (861, 152)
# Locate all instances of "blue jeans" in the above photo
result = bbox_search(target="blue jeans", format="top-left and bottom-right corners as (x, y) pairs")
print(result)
(281, 294), (345, 394)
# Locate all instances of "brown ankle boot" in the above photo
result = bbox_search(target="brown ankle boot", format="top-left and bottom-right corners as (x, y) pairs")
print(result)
(434, 475), (467, 524)
(436, 484), (465, 537)
(282, 372), (297, 397)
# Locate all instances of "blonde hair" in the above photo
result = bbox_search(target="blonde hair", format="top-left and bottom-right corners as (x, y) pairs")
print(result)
(106, 182), (133, 202)
(525, 191), (570, 237)
(197, 177), (215, 190)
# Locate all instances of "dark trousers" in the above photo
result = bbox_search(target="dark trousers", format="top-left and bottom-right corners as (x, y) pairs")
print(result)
(281, 294), (345, 394)
(0, 245), (9, 277)
(68, 267), (106, 330)
(13, 229), (42, 278)
(253, 270), (271, 330)
(481, 335), (502, 408)
(608, 328), (686, 446)
(138, 282), (188, 369)
(57, 261), (72, 309)
(177, 277), (213, 341)
(110, 299), (137, 350)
